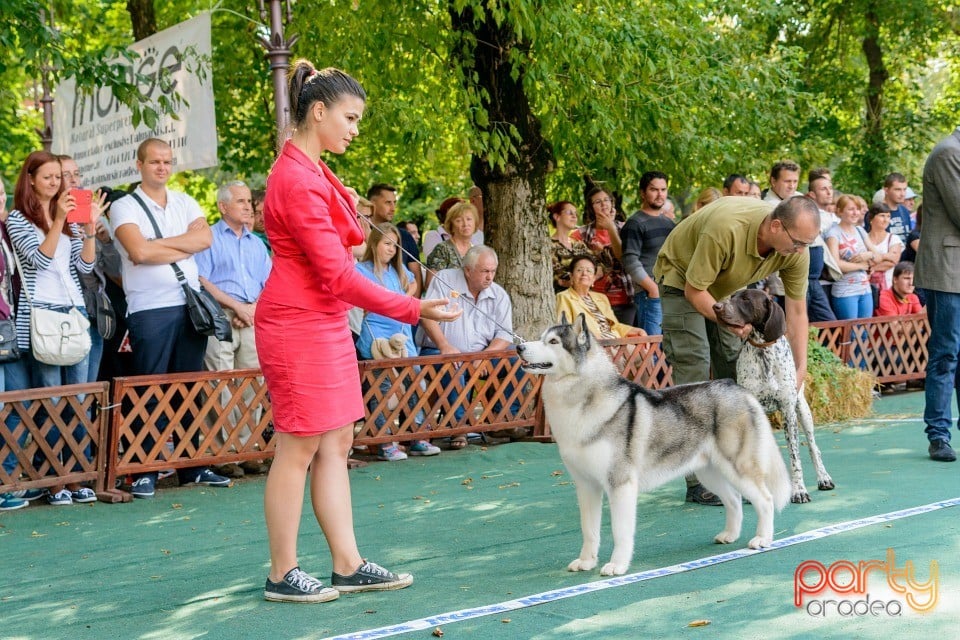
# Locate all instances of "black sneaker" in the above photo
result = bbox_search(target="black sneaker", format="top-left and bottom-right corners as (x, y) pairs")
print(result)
(264, 567), (339, 603)
(331, 561), (413, 593)
(928, 439), (957, 462)
(179, 468), (232, 487)
(130, 473), (157, 498)
(685, 483), (723, 506)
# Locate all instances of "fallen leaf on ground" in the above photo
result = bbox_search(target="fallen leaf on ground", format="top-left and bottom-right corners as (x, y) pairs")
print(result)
(551, 470), (564, 476)
(688, 619), (711, 627)
(432, 627), (444, 637)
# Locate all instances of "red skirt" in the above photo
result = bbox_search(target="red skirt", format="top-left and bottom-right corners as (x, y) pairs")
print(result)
(255, 302), (363, 436)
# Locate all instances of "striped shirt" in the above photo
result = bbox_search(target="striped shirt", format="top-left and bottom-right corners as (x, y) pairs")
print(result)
(6, 210), (94, 350)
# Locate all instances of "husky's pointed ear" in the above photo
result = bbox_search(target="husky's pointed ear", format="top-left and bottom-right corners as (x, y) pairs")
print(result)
(575, 313), (591, 346)
(560, 311), (570, 326)
(762, 297), (787, 342)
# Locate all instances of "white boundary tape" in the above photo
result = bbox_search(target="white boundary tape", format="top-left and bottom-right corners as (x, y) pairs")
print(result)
(322, 497), (960, 640)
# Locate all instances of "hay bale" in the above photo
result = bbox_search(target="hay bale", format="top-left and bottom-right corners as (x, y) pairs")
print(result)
(804, 332), (875, 423)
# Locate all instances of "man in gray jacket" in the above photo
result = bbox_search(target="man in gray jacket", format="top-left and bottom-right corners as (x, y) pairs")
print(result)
(917, 128), (960, 462)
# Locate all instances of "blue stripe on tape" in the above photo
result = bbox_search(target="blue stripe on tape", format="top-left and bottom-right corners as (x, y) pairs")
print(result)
(322, 496), (960, 640)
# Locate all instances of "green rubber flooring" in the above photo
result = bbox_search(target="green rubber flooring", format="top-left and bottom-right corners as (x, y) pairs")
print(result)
(1, 391), (957, 640)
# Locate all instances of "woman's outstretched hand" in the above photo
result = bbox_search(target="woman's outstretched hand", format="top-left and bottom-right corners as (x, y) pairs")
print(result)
(420, 298), (462, 323)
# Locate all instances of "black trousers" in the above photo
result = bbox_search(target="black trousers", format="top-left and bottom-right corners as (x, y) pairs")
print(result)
(125, 305), (208, 477)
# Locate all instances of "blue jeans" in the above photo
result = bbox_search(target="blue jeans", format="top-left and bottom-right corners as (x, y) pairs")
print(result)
(807, 281), (836, 322)
(831, 292), (873, 320)
(1, 358), (31, 476)
(87, 325), (104, 383)
(634, 291), (662, 336)
(26, 348), (92, 472)
(922, 290), (960, 443)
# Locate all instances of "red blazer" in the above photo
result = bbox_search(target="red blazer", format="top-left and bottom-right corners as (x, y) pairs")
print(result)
(259, 141), (419, 324)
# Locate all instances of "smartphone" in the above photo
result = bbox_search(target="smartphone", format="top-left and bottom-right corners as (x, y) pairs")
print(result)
(68, 188), (92, 224)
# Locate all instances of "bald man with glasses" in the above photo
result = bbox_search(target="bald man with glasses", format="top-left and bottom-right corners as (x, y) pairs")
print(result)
(654, 196), (820, 505)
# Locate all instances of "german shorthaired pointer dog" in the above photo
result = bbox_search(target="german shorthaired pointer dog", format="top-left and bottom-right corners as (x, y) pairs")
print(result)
(714, 289), (834, 503)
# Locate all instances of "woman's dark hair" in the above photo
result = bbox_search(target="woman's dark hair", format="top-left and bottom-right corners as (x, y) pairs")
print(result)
(435, 197), (463, 225)
(251, 188), (265, 209)
(546, 200), (575, 227)
(568, 253), (598, 273)
(288, 59), (366, 129)
(13, 150), (70, 237)
(583, 186), (624, 224)
(867, 202), (892, 223)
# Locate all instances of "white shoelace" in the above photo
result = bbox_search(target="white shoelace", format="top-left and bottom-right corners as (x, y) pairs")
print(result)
(286, 568), (323, 592)
(359, 562), (391, 578)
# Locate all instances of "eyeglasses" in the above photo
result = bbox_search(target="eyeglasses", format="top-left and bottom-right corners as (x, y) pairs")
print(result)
(62, 171), (82, 180)
(590, 197), (612, 206)
(782, 224), (813, 249)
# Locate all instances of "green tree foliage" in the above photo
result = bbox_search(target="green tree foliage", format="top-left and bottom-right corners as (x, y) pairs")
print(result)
(285, 0), (813, 331)
(6, 1), (960, 330)
(781, 0), (960, 193)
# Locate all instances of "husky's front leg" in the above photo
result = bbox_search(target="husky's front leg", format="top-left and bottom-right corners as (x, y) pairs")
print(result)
(567, 474), (602, 572)
(601, 480), (638, 575)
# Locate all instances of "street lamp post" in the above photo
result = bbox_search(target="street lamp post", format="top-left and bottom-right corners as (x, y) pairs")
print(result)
(258, 0), (299, 144)
(36, 7), (56, 151)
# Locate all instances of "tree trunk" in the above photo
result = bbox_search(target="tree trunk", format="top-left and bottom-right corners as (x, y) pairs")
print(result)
(449, 3), (555, 340)
(127, 0), (158, 41)
(861, 3), (889, 188)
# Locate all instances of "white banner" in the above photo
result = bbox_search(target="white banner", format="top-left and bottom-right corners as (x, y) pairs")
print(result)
(52, 12), (217, 188)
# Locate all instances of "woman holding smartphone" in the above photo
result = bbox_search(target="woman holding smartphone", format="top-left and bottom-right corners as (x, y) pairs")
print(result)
(6, 151), (104, 505)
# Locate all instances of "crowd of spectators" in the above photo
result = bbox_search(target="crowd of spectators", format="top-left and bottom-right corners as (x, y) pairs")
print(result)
(0, 144), (933, 508)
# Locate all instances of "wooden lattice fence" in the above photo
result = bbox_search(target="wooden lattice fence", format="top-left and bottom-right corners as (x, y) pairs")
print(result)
(0, 314), (929, 501)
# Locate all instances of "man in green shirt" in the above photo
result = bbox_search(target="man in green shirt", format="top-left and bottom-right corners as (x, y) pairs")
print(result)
(654, 195), (820, 503)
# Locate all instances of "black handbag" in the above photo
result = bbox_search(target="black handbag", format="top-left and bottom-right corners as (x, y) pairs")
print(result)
(181, 282), (233, 341)
(0, 318), (20, 362)
(129, 193), (232, 342)
(95, 287), (117, 340)
(0, 246), (19, 363)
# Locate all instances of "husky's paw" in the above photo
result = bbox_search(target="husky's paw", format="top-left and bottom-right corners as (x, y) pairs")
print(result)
(600, 561), (628, 576)
(748, 535), (772, 549)
(817, 477), (835, 491)
(791, 490), (811, 504)
(567, 557), (597, 572)
(714, 530), (740, 544)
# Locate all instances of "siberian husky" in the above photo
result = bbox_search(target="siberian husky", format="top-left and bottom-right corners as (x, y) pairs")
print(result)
(517, 314), (791, 575)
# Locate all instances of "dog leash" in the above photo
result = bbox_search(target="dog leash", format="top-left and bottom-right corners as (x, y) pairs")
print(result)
(358, 212), (527, 345)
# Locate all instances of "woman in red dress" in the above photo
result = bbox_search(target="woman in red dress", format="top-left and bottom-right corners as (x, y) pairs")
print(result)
(256, 60), (460, 603)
